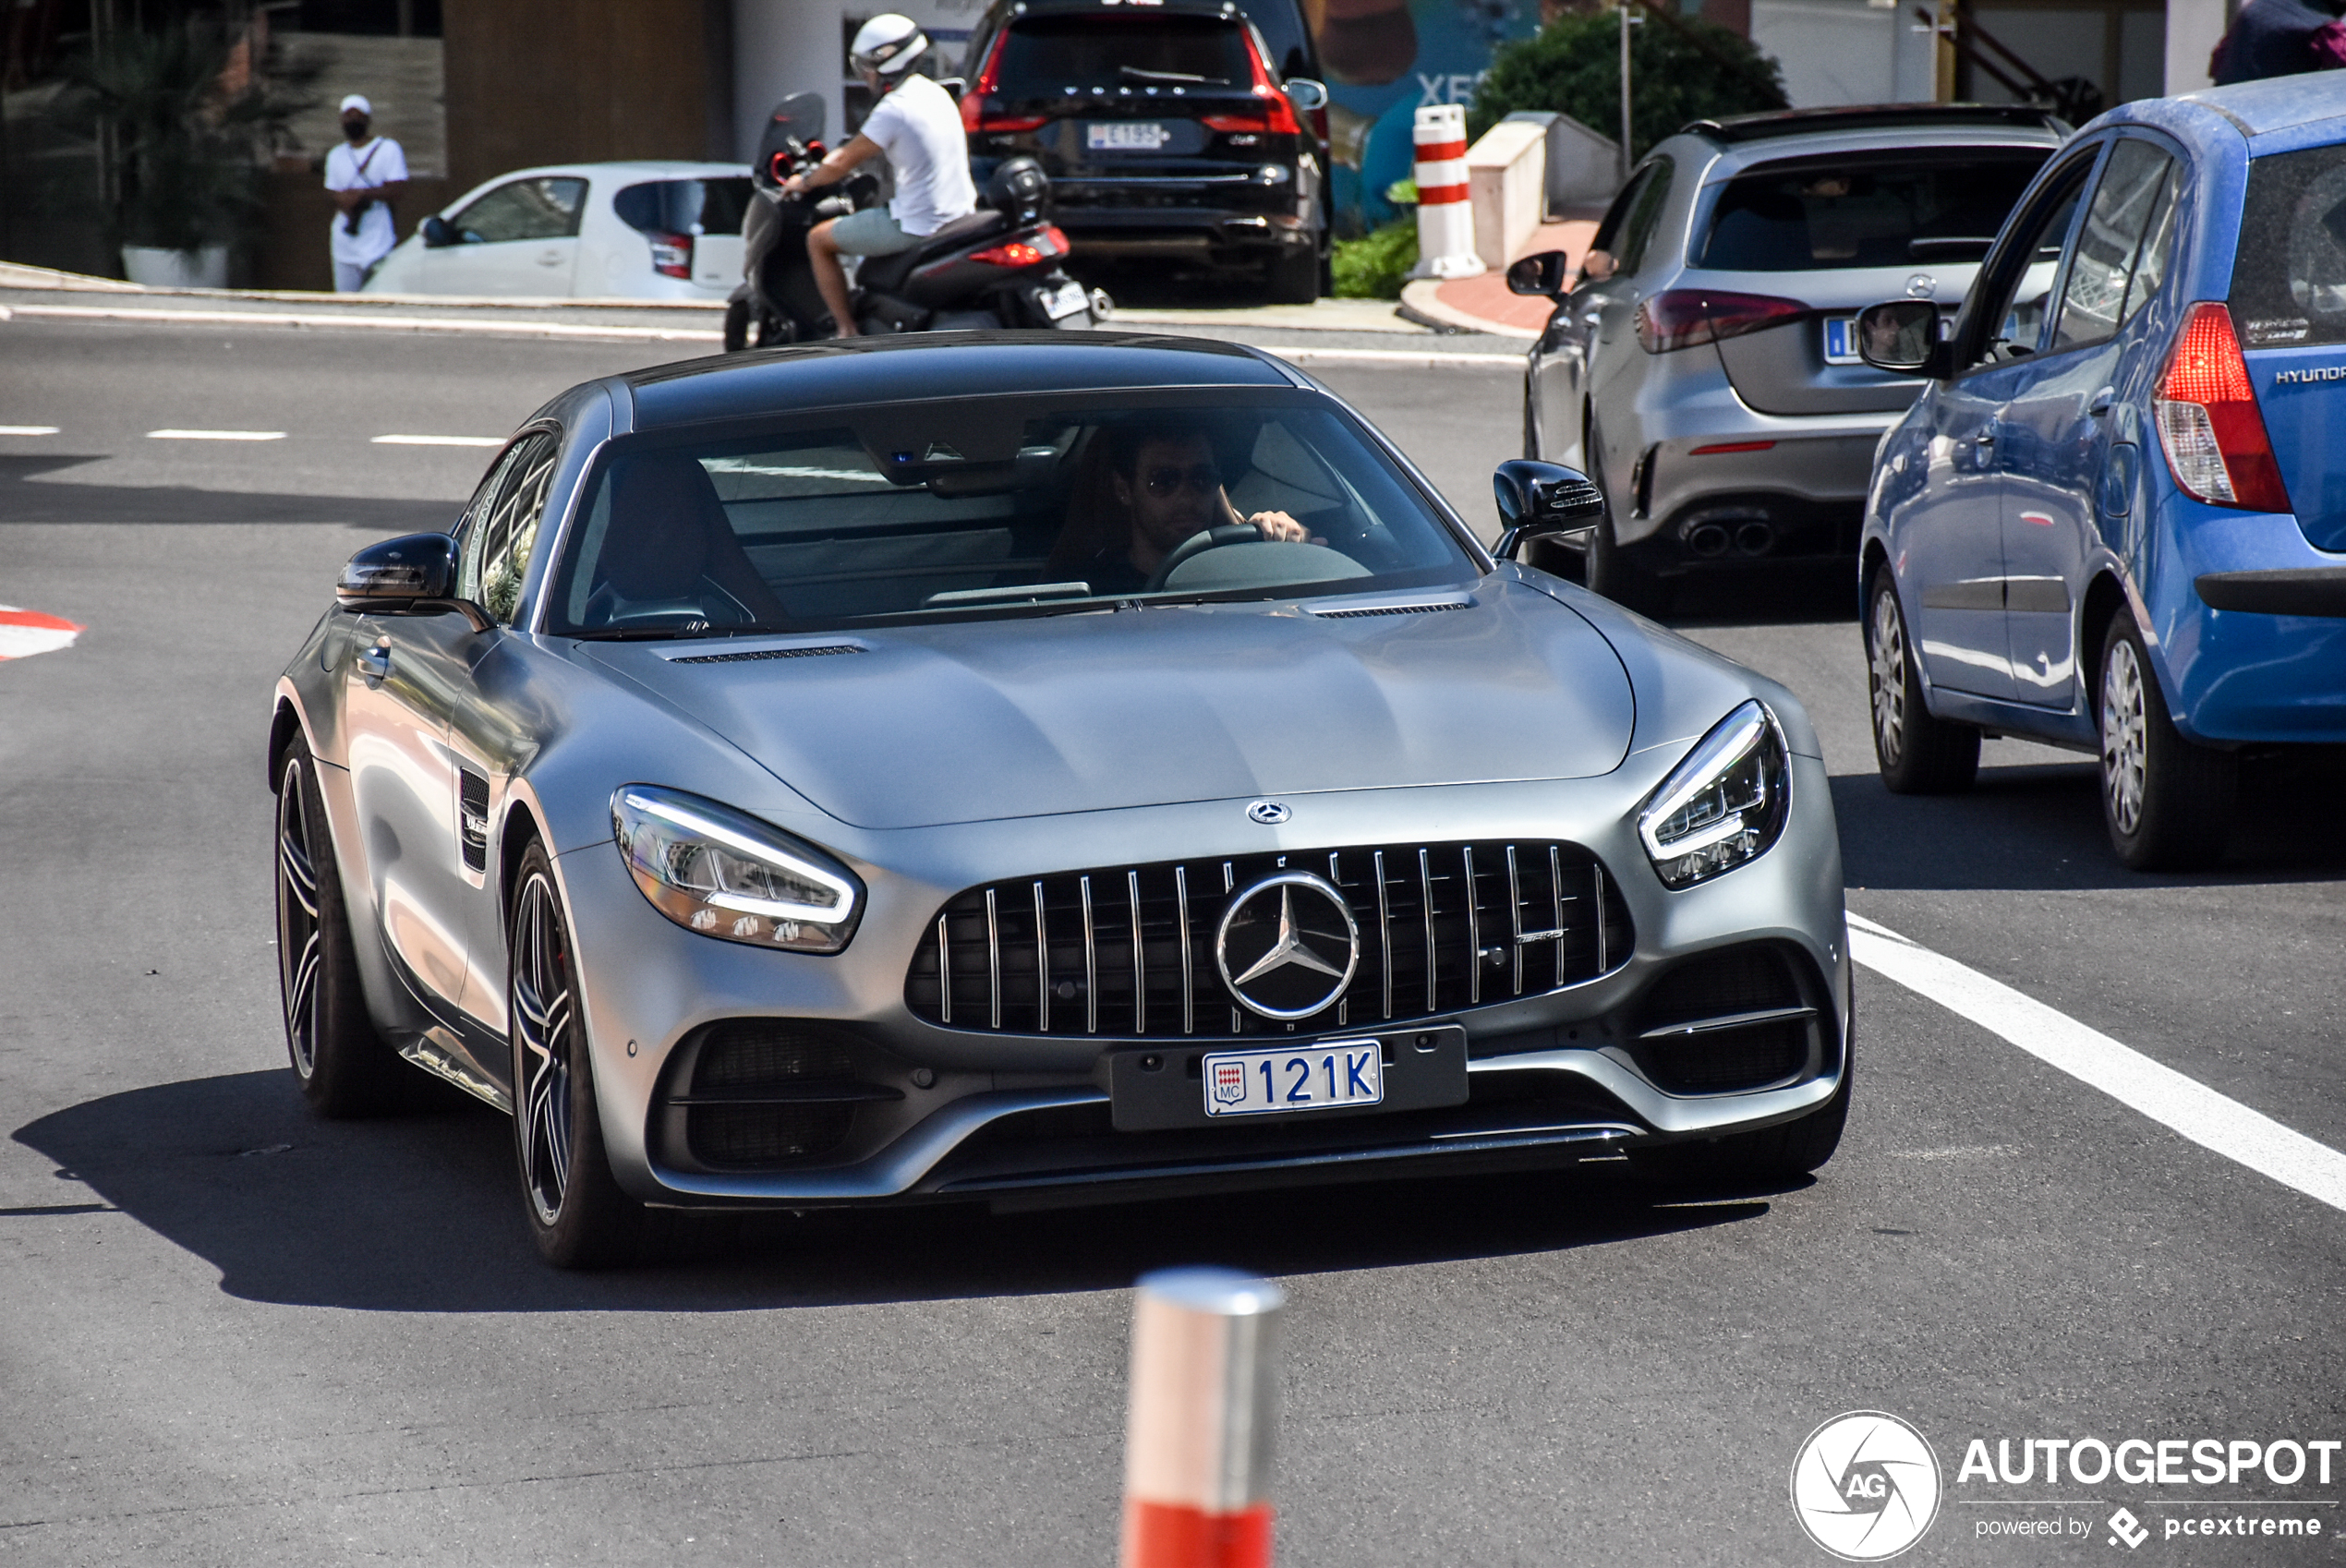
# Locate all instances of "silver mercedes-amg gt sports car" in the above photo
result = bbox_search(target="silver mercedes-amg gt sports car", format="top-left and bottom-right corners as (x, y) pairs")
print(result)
(268, 332), (1850, 1266)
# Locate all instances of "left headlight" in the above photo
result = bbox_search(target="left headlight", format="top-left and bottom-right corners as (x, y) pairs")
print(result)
(611, 785), (864, 952)
(1636, 700), (1791, 890)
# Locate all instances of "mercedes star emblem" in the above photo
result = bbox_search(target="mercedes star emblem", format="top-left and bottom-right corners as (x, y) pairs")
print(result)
(1246, 800), (1291, 825)
(1215, 871), (1360, 1020)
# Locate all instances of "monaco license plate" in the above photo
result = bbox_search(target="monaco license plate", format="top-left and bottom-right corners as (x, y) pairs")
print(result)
(1088, 121), (1168, 151)
(1202, 1041), (1384, 1117)
(1821, 315), (1861, 365)
(1040, 278), (1089, 320)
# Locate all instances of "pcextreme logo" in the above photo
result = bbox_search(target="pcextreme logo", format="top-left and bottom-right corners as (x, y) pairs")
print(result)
(1791, 1411), (1944, 1561)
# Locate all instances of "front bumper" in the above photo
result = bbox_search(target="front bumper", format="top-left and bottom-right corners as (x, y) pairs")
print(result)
(556, 756), (1848, 1209)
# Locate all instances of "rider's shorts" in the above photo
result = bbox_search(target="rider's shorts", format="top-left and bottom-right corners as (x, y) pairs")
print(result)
(829, 207), (922, 257)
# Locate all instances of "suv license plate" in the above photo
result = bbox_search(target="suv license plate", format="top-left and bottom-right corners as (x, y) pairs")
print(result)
(1821, 316), (1861, 365)
(1041, 279), (1089, 320)
(1203, 1042), (1384, 1117)
(1088, 121), (1167, 151)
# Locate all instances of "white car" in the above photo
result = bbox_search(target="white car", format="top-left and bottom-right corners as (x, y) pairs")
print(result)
(365, 161), (751, 300)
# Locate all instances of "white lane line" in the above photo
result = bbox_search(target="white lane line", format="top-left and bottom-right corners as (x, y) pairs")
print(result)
(1258, 344), (1520, 370)
(7, 303), (722, 344)
(0, 425), (59, 436)
(372, 434), (502, 447)
(148, 428), (285, 441)
(1846, 911), (2346, 1214)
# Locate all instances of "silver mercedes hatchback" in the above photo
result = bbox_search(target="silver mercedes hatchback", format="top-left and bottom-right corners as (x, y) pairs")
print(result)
(1512, 104), (2066, 614)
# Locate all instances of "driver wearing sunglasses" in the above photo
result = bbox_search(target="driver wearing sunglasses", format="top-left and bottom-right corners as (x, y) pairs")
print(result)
(1055, 423), (1310, 594)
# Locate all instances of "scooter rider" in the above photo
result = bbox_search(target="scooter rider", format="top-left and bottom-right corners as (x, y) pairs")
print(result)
(781, 15), (976, 337)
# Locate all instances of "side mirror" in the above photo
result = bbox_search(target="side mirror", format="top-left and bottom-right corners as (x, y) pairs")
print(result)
(1856, 300), (1950, 378)
(1493, 459), (1604, 560)
(337, 533), (492, 630)
(420, 214), (457, 248)
(1506, 250), (1570, 297)
(1283, 78), (1329, 113)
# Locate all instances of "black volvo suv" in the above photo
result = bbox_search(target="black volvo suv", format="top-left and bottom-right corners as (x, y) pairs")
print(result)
(958, 0), (1332, 301)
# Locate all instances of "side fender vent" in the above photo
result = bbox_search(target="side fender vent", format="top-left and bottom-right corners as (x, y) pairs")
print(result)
(458, 768), (490, 873)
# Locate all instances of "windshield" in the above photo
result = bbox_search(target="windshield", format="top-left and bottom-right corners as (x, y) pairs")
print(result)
(996, 17), (1251, 94)
(1699, 149), (2050, 271)
(543, 394), (1474, 636)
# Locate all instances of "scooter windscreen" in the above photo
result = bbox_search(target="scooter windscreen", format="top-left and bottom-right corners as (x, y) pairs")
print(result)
(755, 93), (828, 188)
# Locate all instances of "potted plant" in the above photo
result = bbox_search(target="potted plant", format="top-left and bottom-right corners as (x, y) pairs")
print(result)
(68, 19), (303, 287)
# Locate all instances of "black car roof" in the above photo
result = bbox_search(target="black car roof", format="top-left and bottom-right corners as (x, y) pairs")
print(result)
(622, 332), (1299, 430)
(1682, 103), (2069, 143)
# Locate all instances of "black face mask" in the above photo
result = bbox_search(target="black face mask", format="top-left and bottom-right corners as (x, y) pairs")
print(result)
(344, 119), (369, 144)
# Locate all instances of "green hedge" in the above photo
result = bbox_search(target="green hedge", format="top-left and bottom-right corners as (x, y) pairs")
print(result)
(1332, 220), (1419, 300)
(1467, 11), (1786, 161)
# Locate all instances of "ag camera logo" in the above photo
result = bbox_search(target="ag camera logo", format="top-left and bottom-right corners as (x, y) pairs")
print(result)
(1791, 1411), (1943, 1561)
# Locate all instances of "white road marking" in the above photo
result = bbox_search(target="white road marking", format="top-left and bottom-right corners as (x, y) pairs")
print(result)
(1259, 344), (1519, 370)
(147, 428), (285, 441)
(372, 434), (502, 447)
(0, 425), (59, 435)
(8, 302), (722, 344)
(1846, 911), (2346, 1214)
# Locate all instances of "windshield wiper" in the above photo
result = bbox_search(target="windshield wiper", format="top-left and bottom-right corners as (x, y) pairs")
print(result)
(1119, 65), (1216, 84)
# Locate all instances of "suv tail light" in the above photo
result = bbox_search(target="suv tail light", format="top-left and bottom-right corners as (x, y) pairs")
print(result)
(1635, 290), (1806, 353)
(648, 231), (693, 279)
(960, 33), (1048, 135)
(2155, 300), (2292, 513)
(1203, 29), (1302, 137)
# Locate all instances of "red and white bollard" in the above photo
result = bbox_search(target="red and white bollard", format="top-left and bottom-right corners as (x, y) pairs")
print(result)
(1409, 103), (1484, 280)
(1119, 1268), (1287, 1568)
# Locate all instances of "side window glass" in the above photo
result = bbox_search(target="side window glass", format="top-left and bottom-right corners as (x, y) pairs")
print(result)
(451, 177), (588, 245)
(460, 433), (561, 625)
(2052, 141), (2175, 353)
(1614, 156), (1676, 276)
(2121, 165), (2180, 322)
(1580, 164), (1652, 283)
(1967, 155), (2093, 368)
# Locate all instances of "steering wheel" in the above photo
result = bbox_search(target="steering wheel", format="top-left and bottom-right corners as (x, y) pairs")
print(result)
(1143, 524), (1262, 592)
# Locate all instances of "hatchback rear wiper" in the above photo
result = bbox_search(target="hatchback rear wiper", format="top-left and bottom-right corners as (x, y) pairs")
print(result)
(1119, 65), (1216, 84)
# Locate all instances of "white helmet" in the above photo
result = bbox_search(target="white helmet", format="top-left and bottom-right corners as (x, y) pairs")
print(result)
(850, 14), (928, 79)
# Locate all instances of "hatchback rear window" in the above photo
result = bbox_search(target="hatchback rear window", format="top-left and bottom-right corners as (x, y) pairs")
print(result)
(995, 16), (1252, 95)
(1698, 149), (2050, 271)
(2231, 143), (2346, 349)
(612, 177), (755, 237)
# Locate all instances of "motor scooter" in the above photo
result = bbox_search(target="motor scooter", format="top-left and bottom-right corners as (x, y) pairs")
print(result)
(723, 93), (1101, 348)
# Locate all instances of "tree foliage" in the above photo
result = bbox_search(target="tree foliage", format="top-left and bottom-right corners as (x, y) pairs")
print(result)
(1467, 10), (1787, 160)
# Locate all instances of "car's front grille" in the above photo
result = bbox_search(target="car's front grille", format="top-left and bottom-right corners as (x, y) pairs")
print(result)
(905, 841), (1633, 1039)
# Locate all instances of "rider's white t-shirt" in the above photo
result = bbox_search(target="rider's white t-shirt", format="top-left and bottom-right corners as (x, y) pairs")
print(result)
(859, 75), (976, 237)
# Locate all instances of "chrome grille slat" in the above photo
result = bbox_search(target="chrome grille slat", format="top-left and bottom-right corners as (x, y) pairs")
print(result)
(909, 840), (1631, 1039)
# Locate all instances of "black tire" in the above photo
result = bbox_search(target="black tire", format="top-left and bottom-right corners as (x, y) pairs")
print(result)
(2098, 609), (2236, 870)
(721, 296), (751, 353)
(275, 737), (413, 1116)
(508, 844), (654, 1268)
(1264, 247), (1319, 305)
(1866, 564), (1980, 794)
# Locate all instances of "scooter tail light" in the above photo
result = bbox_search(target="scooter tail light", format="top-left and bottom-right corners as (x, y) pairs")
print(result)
(2155, 300), (2292, 513)
(971, 239), (1046, 267)
(1634, 290), (1806, 354)
(648, 231), (693, 280)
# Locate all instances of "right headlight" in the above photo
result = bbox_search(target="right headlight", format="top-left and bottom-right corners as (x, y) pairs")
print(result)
(1636, 700), (1791, 889)
(611, 785), (864, 952)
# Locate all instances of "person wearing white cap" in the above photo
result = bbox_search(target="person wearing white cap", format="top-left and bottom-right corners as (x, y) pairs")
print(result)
(323, 93), (407, 292)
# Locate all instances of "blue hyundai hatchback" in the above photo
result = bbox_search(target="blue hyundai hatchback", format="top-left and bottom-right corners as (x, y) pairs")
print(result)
(1851, 77), (2346, 869)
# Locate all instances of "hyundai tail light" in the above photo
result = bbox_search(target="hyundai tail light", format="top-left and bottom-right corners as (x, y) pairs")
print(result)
(1635, 290), (1806, 354)
(648, 231), (693, 279)
(2154, 300), (2292, 513)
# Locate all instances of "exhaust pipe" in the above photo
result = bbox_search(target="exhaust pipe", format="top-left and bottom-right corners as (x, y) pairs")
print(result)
(1735, 521), (1775, 556)
(1687, 524), (1731, 558)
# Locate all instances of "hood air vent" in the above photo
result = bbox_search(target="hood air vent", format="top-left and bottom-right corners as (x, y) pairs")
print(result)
(669, 643), (865, 665)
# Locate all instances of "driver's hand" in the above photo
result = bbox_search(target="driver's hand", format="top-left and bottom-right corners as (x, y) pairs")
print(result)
(1244, 510), (1310, 544)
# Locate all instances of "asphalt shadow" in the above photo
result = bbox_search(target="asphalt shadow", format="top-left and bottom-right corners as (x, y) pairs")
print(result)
(14, 1068), (1767, 1313)
(0, 453), (455, 530)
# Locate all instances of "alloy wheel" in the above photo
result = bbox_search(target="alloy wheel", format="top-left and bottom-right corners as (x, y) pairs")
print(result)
(512, 872), (576, 1228)
(2101, 637), (2148, 837)
(275, 754), (323, 1080)
(1868, 587), (1907, 766)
